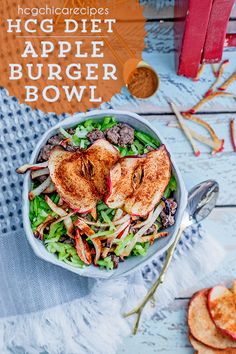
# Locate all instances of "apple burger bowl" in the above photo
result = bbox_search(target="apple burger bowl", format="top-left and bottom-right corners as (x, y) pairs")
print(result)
(19, 110), (187, 279)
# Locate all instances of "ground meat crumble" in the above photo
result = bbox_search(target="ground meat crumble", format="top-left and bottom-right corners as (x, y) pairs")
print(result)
(105, 123), (134, 146)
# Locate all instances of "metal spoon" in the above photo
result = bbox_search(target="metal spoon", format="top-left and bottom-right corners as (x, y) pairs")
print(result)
(124, 180), (219, 334)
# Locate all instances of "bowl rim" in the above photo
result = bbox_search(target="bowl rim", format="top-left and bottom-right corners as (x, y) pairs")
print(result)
(22, 109), (188, 279)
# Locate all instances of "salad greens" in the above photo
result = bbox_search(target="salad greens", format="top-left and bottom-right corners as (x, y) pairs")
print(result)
(28, 115), (178, 271)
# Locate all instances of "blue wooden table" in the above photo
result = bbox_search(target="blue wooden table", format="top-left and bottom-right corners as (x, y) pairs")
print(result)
(115, 1), (236, 352)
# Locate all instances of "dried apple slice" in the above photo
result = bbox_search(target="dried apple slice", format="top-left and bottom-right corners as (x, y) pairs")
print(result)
(85, 139), (120, 198)
(188, 289), (236, 349)
(106, 155), (143, 209)
(208, 285), (236, 341)
(189, 334), (236, 354)
(106, 145), (171, 216)
(48, 146), (99, 213)
(48, 140), (120, 213)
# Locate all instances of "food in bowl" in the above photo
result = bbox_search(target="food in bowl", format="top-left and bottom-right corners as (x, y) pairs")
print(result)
(17, 116), (178, 271)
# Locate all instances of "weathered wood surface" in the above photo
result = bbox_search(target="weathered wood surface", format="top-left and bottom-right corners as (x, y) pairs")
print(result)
(117, 3), (236, 352)
(145, 113), (236, 205)
(118, 207), (236, 354)
(106, 21), (236, 113)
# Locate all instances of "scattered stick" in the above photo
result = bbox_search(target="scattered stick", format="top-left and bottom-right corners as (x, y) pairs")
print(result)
(219, 72), (236, 91)
(168, 123), (224, 152)
(183, 113), (221, 145)
(211, 64), (218, 77)
(205, 60), (229, 96)
(187, 92), (236, 114)
(215, 59), (229, 78)
(170, 102), (200, 156)
(230, 119), (236, 152)
(193, 64), (205, 82)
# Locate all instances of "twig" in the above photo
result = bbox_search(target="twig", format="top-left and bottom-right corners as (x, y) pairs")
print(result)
(123, 226), (184, 334)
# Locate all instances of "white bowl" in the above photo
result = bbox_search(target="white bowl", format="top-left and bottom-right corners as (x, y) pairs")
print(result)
(23, 110), (188, 279)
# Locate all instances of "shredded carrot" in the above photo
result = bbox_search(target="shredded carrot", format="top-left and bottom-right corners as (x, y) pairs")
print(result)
(230, 119), (236, 152)
(219, 72), (236, 91)
(193, 64), (205, 82)
(187, 92), (236, 114)
(204, 60), (229, 97)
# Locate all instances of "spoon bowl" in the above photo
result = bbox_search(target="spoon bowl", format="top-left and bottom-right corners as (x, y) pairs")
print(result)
(184, 180), (219, 228)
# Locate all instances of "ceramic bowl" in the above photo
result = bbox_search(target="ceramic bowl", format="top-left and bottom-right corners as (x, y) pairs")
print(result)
(23, 110), (188, 279)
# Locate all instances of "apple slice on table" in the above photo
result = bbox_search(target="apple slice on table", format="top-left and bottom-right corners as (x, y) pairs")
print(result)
(106, 145), (171, 217)
(208, 285), (236, 340)
(188, 289), (236, 349)
(189, 334), (236, 354)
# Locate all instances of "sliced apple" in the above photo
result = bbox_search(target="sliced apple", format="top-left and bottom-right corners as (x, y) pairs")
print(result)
(84, 139), (120, 198)
(208, 285), (236, 341)
(106, 155), (143, 209)
(48, 146), (98, 212)
(189, 334), (236, 354)
(106, 145), (171, 216)
(48, 140), (120, 213)
(188, 289), (236, 349)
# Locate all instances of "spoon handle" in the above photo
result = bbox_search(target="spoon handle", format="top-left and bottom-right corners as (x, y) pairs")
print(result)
(124, 226), (184, 334)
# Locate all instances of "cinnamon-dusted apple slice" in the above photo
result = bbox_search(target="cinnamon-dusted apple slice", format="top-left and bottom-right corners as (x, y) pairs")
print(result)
(188, 289), (236, 349)
(106, 155), (143, 209)
(85, 139), (120, 198)
(189, 334), (236, 354)
(106, 145), (171, 217)
(48, 146), (99, 213)
(208, 285), (236, 340)
(48, 140), (120, 213)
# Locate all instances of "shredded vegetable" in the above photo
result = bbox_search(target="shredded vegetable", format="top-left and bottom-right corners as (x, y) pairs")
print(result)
(16, 161), (48, 174)
(24, 115), (178, 271)
(97, 256), (114, 270)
